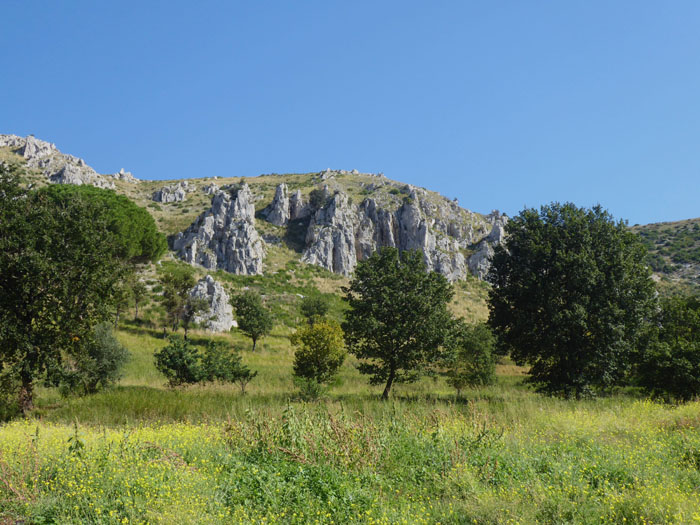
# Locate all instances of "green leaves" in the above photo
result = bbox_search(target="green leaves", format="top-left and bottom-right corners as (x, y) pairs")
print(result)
(231, 291), (273, 351)
(488, 202), (656, 397)
(342, 248), (454, 399)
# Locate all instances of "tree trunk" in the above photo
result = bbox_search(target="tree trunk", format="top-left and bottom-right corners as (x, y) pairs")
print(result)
(184, 324), (189, 340)
(114, 309), (120, 329)
(252, 337), (257, 351)
(134, 301), (139, 321)
(382, 367), (396, 400)
(18, 375), (33, 414)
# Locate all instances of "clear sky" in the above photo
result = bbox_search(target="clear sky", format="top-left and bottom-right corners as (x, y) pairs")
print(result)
(2, 1), (699, 225)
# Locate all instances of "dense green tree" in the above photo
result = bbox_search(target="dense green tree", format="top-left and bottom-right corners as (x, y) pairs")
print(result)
(443, 321), (496, 397)
(291, 319), (346, 392)
(40, 184), (167, 263)
(343, 248), (454, 399)
(0, 166), (162, 412)
(299, 294), (330, 324)
(130, 278), (148, 321)
(231, 291), (273, 351)
(154, 336), (203, 387)
(636, 295), (700, 401)
(488, 202), (656, 397)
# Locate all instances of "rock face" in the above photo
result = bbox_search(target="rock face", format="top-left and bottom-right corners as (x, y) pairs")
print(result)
(111, 168), (139, 183)
(203, 182), (219, 195)
(289, 189), (310, 220)
(467, 211), (508, 279)
(152, 181), (193, 203)
(0, 134), (117, 189)
(171, 184), (265, 275)
(189, 275), (237, 332)
(300, 187), (504, 281)
(262, 183), (290, 226)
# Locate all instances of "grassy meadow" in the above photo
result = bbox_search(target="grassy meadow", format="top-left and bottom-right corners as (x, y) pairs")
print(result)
(2, 311), (700, 524)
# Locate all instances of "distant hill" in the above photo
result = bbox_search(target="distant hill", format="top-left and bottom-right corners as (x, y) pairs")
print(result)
(632, 218), (700, 294)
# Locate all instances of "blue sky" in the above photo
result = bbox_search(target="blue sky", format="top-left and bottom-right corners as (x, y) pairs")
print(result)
(1, 1), (698, 225)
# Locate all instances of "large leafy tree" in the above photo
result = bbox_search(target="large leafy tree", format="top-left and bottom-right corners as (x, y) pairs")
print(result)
(231, 291), (273, 351)
(487, 202), (656, 397)
(343, 248), (454, 399)
(0, 166), (163, 411)
(636, 295), (700, 401)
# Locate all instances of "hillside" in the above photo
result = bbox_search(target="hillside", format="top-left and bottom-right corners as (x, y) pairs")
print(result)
(632, 218), (700, 294)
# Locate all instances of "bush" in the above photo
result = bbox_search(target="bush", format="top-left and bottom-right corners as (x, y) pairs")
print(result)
(154, 336), (203, 387)
(56, 323), (129, 396)
(443, 322), (496, 396)
(201, 341), (258, 393)
(291, 319), (346, 388)
(299, 294), (330, 324)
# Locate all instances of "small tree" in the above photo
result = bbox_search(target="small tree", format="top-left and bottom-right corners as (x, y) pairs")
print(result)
(58, 322), (129, 395)
(154, 336), (203, 387)
(291, 319), (346, 396)
(300, 294), (330, 324)
(201, 341), (258, 394)
(160, 266), (205, 337)
(636, 295), (700, 401)
(231, 291), (273, 351)
(343, 248), (454, 399)
(112, 281), (132, 329)
(130, 279), (148, 321)
(443, 321), (496, 397)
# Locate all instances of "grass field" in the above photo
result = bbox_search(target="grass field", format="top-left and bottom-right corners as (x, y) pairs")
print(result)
(2, 315), (700, 524)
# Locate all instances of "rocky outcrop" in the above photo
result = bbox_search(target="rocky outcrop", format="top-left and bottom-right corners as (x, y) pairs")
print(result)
(289, 189), (310, 220)
(302, 192), (358, 275)
(189, 275), (237, 332)
(152, 181), (193, 203)
(171, 184), (265, 275)
(262, 183), (290, 226)
(299, 187), (504, 280)
(0, 134), (116, 189)
(111, 168), (139, 183)
(467, 211), (508, 279)
(203, 182), (219, 195)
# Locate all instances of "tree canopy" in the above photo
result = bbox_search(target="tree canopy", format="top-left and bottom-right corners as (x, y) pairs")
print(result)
(0, 166), (163, 411)
(487, 202), (656, 397)
(231, 291), (273, 351)
(343, 248), (454, 399)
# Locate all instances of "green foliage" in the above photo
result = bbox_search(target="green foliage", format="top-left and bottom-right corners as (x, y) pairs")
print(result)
(443, 321), (496, 395)
(231, 291), (273, 351)
(488, 202), (657, 397)
(636, 295), (700, 401)
(201, 340), (258, 393)
(291, 319), (346, 387)
(153, 336), (203, 387)
(160, 266), (206, 337)
(0, 165), (132, 411)
(343, 248), (454, 399)
(308, 188), (327, 210)
(299, 294), (330, 324)
(130, 279), (148, 321)
(58, 323), (129, 396)
(39, 184), (167, 263)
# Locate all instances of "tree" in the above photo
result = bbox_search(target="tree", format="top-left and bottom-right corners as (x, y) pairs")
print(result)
(201, 340), (257, 394)
(160, 266), (206, 338)
(130, 279), (148, 321)
(291, 319), (346, 395)
(154, 336), (203, 387)
(299, 294), (330, 324)
(0, 166), (160, 412)
(487, 202), (656, 397)
(342, 248), (454, 399)
(443, 321), (496, 397)
(57, 322), (129, 395)
(231, 291), (273, 351)
(636, 295), (700, 401)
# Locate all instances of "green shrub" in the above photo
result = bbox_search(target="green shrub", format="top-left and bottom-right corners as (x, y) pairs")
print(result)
(58, 323), (129, 396)
(201, 341), (257, 393)
(154, 336), (203, 387)
(443, 321), (496, 396)
(291, 320), (346, 387)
